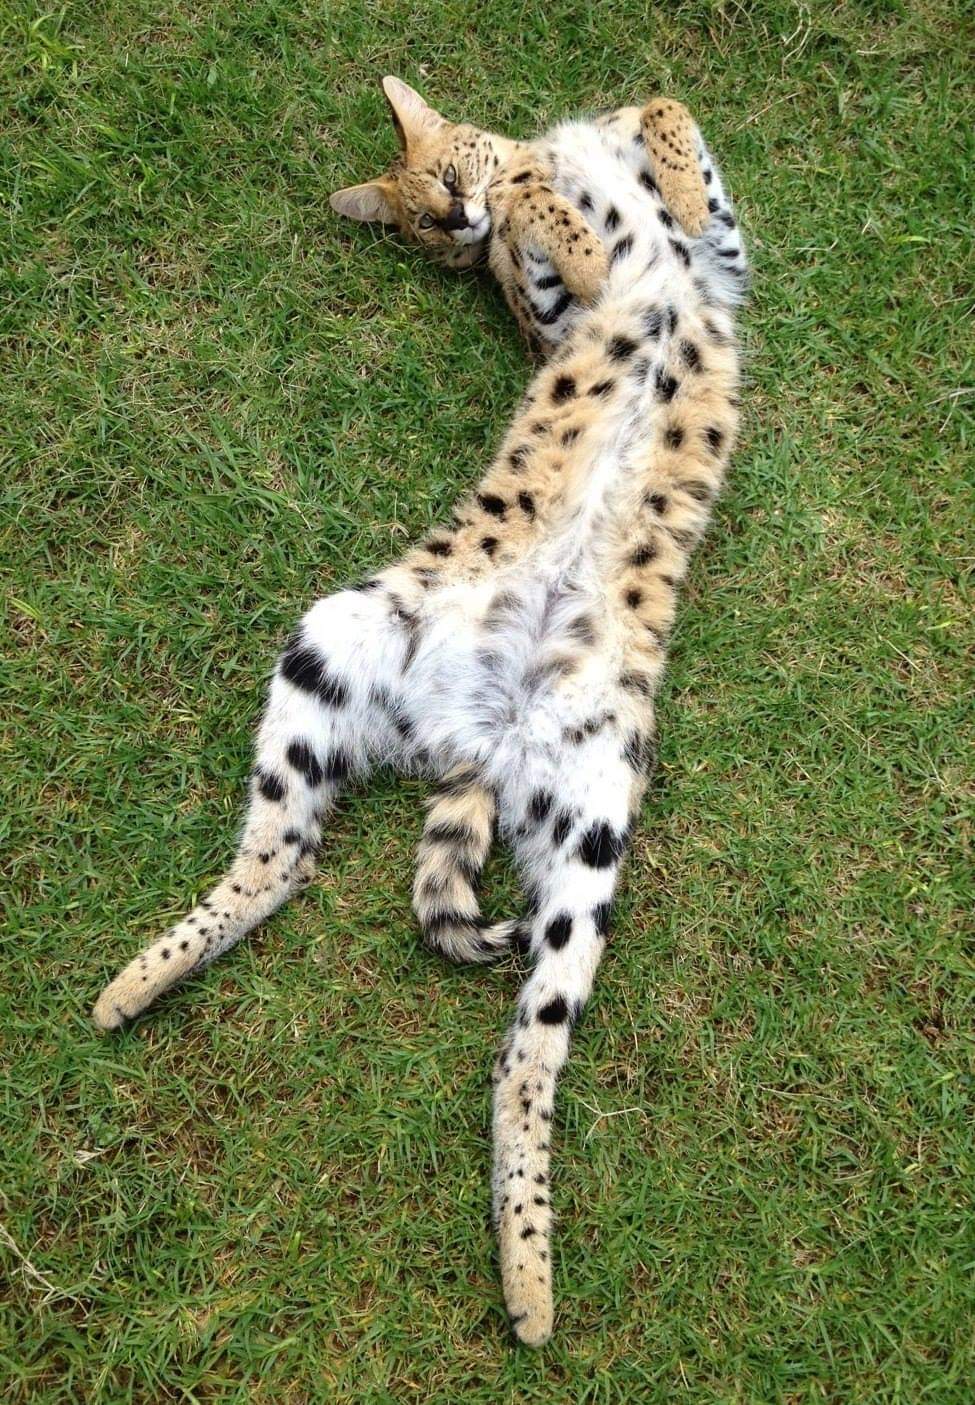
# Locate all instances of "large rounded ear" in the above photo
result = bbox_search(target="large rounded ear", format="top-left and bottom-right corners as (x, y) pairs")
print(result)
(330, 178), (399, 224)
(381, 75), (446, 151)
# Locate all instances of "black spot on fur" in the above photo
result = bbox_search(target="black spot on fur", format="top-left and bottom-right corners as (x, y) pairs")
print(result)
(512, 923), (531, 955)
(529, 790), (553, 823)
(620, 670), (654, 695)
(552, 374), (577, 403)
(623, 730), (649, 771)
(705, 426), (725, 454)
(518, 491), (535, 518)
(161, 947), (170, 960)
(477, 492), (506, 518)
(680, 340), (701, 371)
(630, 541), (657, 567)
(286, 739), (323, 787)
(322, 750), (351, 783)
(625, 588), (642, 608)
(280, 637), (349, 707)
(643, 307), (663, 339)
(589, 379), (615, 398)
(534, 272), (563, 291)
(657, 207), (674, 229)
(639, 169), (658, 193)
(257, 770), (285, 803)
(427, 538), (452, 557)
(537, 996), (569, 1024)
(283, 829), (302, 844)
(681, 479), (713, 502)
(669, 239), (690, 266)
(545, 914), (573, 950)
(605, 205), (620, 231)
(654, 368), (679, 403)
(611, 234), (634, 262)
(647, 492), (668, 514)
(567, 614), (596, 646)
(552, 810), (573, 846)
(532, 290), (573, 326)
(579, 191), (593, 210)
(509, 445), (531, 471)
(511, 169), (532, 184)
(577, 822), (624, 869)
(593, 902), (612, 939)
(480, 536), (498, 557)
(426, 821), (477, 847)
(608, 334), (638, 362)
(665, 426), (684, 449)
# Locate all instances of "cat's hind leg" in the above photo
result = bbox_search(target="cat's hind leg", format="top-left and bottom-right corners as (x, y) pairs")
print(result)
(490, 159), (609, 306)
(640, 97), (709, 237)
(490, 732), (649, 1345)
(92, 584), (419, 1030)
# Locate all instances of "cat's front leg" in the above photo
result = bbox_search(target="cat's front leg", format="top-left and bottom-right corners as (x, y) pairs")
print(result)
(489, 161), (609, 306)
(639, 97), (710, 237)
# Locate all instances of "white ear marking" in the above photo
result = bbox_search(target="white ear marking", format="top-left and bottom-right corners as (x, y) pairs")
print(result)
(329, 181), (398, 224)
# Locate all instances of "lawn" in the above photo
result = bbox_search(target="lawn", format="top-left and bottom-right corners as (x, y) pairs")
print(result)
(2, 1), (973, 1400)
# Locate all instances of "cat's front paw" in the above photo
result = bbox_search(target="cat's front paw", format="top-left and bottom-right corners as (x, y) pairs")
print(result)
(560, 242), (609, 305)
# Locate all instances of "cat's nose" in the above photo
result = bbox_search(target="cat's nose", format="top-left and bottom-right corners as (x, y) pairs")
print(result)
(442, 201), (469, 232)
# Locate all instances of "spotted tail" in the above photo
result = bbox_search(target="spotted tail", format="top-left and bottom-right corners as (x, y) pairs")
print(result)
(413, 766), (524, 963)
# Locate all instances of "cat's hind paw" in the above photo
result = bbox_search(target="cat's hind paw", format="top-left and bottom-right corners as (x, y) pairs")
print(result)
(92, 974), (141, 1030)
(507, 1287), (554, 1348)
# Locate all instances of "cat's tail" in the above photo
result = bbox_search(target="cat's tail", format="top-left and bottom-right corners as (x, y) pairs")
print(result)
(413, 766), (524, 964)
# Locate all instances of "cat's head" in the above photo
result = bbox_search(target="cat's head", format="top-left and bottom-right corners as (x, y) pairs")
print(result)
(330, 78), (509, 269)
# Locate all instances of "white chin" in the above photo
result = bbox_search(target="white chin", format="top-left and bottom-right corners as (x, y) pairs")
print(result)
(453, 214), (492, 247)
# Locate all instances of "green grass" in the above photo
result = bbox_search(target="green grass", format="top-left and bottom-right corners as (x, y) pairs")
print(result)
(2, 0), (973, 1399)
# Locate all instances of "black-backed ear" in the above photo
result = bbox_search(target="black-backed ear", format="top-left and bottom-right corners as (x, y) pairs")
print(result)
(330, 177), (399, 224)
(381, 75), (446, 152)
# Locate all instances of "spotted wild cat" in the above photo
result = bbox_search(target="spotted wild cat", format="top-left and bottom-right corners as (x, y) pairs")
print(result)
(94, 88), (747, 1347)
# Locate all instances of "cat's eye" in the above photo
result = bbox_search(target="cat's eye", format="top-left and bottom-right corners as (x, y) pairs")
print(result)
(418, 214), (435, 229)
(443, 164), (457, 191)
